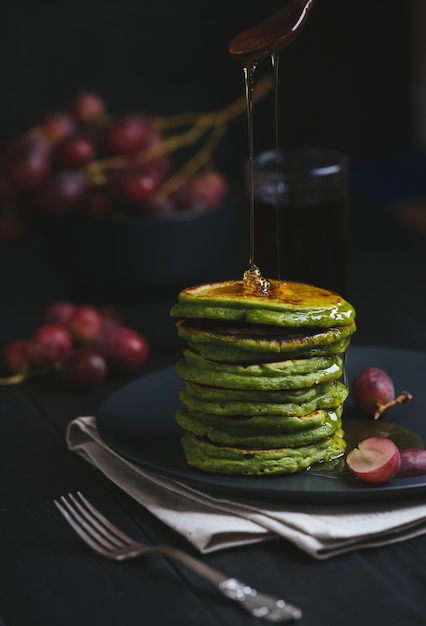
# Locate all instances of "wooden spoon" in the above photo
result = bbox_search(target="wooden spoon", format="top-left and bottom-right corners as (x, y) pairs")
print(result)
(229, 0), (316, 65)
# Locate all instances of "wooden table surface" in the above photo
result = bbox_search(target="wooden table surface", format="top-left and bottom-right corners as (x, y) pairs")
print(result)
(1, 191), (425, 626)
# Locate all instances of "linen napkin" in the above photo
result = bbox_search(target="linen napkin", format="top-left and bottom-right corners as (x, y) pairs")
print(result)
(66, 416), (426, 559)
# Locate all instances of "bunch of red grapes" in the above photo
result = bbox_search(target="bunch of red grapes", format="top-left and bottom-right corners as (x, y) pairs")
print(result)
(2, 300), (149, 388)
(0, 91), (229, 243)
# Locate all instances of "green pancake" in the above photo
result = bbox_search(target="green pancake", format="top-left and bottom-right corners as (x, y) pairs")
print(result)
(179, 380), (348, 417)
(180, 336), (351, 363)
(171, 280), (356, 328)
(176, 319), (355, 362)
(183, 380), (338, 404)
(175, 349), (343, 390)
(176, 406), (343, 448)
(180, 428), (346, 475)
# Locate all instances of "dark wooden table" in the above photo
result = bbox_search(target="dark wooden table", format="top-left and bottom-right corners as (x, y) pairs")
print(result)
(1, 188), (426, 626)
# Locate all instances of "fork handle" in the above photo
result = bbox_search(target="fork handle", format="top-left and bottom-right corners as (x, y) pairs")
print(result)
(218, 577), (302, 622)
(143, 545), (301, 622)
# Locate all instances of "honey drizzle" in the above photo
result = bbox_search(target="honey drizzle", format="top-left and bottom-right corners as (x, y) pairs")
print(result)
(271, 51), (281, 281)
(234, 1), (317, 297)
(243, 64), (257, 269)
(242, 63), (271, 296)
(242, 52), (283, 297)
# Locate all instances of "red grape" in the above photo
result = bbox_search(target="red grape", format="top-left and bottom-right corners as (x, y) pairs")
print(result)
(112, 165), (158, 206)
(397, 449), (426, 477)
(101, 114), (151, 156)
(61, 347), (107, 388)
(351, 368), (395, 417)
(97, 306), (123, 331)
(172, 170), (228, 211)
(37, 169), (87, 215)
(67, 305), (103, 344)
(149, 153), (172, 182)
(6, 134), (51, 190)
(69, 91), (106, 125)
(142, 131), (172, 179)
(54, 133), (96, 169)
(188, 170), (229, 208)
(92, 326), (149, 374)
(27, 324), (72, 366)
(82, 186), (116, 220)
(3, 339), (28, 374)
(42, 300), (76, 325)
(37, 111), (76, 142)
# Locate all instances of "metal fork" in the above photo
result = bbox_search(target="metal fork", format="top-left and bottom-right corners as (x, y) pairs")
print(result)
(54, 492), (301, 623)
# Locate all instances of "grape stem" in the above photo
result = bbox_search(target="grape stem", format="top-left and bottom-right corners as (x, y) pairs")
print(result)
(155, 124), (227, 200)
(153, 74), (273, 130)
(373, 390), (413, 420)
(84, 75), (274, 194)
(0, 362), (61, 386)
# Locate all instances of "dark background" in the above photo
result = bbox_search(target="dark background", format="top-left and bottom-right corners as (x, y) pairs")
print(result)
(0, 1), (415, 164)
(0, 0), (424, 355)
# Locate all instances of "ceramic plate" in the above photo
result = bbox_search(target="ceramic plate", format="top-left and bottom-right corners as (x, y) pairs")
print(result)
(97, 346), (426, 502)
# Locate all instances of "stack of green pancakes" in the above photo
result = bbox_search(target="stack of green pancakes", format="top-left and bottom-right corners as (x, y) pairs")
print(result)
(170, 279), (356, 476)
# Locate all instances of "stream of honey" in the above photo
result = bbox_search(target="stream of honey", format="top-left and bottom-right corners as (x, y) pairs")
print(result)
(230, 1), (317, 295)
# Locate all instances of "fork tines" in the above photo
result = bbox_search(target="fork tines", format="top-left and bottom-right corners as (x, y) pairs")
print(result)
(54, 492), (132, 556)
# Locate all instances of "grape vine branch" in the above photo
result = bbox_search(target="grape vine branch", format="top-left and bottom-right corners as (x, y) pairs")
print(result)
(0, 362), (61, 386)
(85, 75), (273, 199)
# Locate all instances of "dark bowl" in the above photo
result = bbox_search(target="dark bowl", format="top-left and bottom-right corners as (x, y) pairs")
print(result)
(42, 195), (238, 300)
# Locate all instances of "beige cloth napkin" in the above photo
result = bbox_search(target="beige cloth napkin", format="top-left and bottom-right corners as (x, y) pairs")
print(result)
(66, 416), (426, 559)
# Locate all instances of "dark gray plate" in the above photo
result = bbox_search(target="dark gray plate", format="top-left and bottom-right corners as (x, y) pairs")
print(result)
(97, 346), (426, 502)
